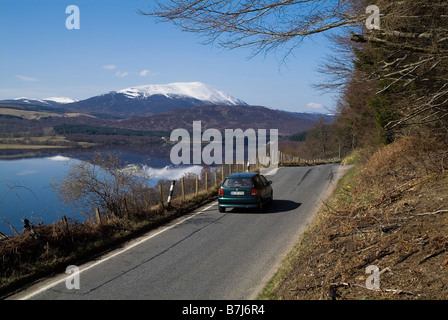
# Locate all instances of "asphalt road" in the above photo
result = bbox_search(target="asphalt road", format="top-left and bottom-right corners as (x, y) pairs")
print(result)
(10, 164), (347, 300)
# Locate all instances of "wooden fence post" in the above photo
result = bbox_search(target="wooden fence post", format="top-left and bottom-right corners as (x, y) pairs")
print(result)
(214, 168), (218, 187)
(195, 175), (199, 195)
(159, 184), (164, 210)
(181, 177), (185, 200)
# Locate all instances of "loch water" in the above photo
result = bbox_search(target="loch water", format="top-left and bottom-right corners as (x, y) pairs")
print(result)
(0, 151), (203, 235)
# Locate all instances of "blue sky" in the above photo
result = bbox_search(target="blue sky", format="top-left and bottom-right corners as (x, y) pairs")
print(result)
(0, 0), (337, 113)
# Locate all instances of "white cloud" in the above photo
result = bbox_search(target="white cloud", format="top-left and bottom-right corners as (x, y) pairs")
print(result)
(46, 155), (72, 162)
(103, 66), (155, 78)
(103, 64), (116, 70)
(139, 69), (149, 77)
(121, 164), (204, 187)
(115, 71), (129, 78)
(15, 75), (39, 82)
(139, 69), (158, 77)
(142, 165), (204, 181)
(307, 102), (323, 109)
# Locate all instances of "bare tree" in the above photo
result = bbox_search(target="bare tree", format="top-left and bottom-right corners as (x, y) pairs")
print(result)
(300, 118), (336, 159)
(52, 153), (150, 219)
(144, 0), (366, 58)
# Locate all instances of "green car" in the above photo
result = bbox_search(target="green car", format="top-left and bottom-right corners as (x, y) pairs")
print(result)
(218, 172), (273, 212)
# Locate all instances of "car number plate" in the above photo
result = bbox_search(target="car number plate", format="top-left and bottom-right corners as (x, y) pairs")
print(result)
(231, 191), (244, 195)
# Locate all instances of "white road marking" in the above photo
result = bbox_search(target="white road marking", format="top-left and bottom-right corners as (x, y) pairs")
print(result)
(17, 201), (218, 300)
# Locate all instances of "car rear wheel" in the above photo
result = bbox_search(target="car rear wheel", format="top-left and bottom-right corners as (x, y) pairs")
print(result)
(219, 207), (226, 213)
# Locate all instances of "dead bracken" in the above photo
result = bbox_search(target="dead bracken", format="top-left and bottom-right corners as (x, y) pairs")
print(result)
(262, 136), (448, 300)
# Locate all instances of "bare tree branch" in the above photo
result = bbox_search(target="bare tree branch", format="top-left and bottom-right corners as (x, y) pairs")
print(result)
(142, 0), (365, 57)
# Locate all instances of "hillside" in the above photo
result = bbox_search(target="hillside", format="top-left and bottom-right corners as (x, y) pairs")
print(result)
(0, 103), (317, 137)
(115, 104), (316, 135)
(261, 136), (448, 300)
(63, 92), (211, 116)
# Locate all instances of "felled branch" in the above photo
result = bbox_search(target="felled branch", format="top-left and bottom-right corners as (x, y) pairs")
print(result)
(414, 209), (448, 216)
(329, 282), (426, 298)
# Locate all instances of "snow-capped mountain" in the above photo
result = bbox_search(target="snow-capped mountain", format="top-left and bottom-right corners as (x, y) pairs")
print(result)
(59, 82), (247, 116)
(116, 82), (246, 106)
(43, 97), (78, 104)
(0, 82), (247, 117)
(0, 97), (78, 107)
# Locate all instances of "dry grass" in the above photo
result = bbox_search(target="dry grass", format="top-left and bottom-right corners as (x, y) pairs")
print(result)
(261, 136), (448, 300)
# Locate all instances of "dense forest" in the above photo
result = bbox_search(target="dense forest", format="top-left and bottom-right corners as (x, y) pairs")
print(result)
(302, 0), (448, 159)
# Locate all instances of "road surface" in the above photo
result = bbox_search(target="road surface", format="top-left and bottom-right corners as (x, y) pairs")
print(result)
(9, 164), (348, 300)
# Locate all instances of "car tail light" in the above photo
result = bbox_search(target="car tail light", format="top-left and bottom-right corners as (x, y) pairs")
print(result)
(219, 188), (224, 196)
(251, 189), (258, 196)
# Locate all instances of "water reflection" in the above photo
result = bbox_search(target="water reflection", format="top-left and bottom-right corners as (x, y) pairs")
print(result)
(0, 152), (205, 235)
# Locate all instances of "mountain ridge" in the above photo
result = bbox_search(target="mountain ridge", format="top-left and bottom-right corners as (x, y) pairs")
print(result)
(115, 82), (246, 105)
(0, 81), (334, 137)
(0, 82), (248, 117)
(0, 97), (78, 108)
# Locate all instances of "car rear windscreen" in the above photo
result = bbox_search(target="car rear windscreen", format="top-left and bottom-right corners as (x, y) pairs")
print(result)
(223, 178), (254, 188)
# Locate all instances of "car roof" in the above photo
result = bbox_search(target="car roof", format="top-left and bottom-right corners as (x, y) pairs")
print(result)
(226, 172), (259, 179)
